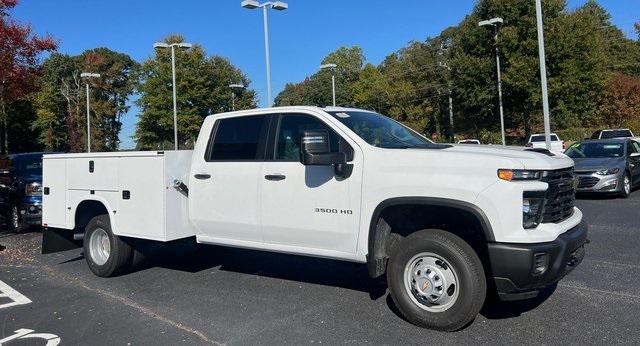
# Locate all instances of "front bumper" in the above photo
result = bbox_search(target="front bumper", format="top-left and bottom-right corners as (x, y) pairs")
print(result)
(20, 201), (42, 226)
(575, 172), (622, 193)
(487, 220), (588, 300)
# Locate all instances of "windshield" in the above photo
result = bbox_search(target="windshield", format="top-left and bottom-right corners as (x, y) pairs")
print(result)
(530, 134), (559, 142)
(600, 130), (633, 139)
(565, 142), (624, 158)
(327, 111), (432, 148)
(13, 155), (43, 176)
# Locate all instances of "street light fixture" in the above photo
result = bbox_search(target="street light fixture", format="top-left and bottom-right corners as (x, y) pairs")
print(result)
(153, 41), (193, 150)
(479, 16), (506, 146)
(241, 1), (288, 107)
(80, 72), (101, 153)
(228, 83), (245, 111)
(319, 63), (337, 107)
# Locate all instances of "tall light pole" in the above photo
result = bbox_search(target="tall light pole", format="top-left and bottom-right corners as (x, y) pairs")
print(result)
(80, 72), (100, 153)
(241, 0), (288, 108)
(438, 61), (455, 142)
(479, 17), (506, 146)
(229, 83), (245, 111)
(535, 0), (552, 150)
(319, 63), (337, 106)
(153, 42), (193, 150)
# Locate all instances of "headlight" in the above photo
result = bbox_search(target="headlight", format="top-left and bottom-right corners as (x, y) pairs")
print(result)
(25, 182), (42, 196)
(595, 168), (620, 175)
(498, 169), (542, 181)
(523, 198), (545, 229)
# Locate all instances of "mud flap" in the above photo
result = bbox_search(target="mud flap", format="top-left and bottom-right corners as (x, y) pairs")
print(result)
(41, 228), (81, 254)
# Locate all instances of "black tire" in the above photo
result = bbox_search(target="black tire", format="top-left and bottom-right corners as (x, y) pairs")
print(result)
(83, 214), (133, 277)
(387, 229), (486, 331)
(620, 173), (631, 198)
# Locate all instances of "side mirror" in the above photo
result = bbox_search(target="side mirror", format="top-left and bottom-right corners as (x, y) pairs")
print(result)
(631, 152), (640, 158)
(300, 130), (346, 166)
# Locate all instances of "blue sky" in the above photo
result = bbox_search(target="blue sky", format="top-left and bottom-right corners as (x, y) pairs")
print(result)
(11, 0), (639, 149)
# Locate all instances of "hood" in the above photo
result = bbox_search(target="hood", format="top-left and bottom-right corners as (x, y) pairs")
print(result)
(19, 174), (42, 184)
(443, 144), (574, 170)
(572, 157), (625, 172)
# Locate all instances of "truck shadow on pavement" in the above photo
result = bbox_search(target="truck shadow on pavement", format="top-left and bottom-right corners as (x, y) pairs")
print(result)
(65, 238), (556, 323)
(71, 239), (390, 301)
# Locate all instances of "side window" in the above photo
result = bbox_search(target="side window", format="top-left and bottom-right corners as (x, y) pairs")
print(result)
(208, 115), (268, 161)
(630, 141), (640, 155)
(275, 114), (341, 161)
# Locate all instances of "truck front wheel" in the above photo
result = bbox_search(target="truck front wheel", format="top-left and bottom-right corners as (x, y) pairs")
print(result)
(387, 229), (486, 331)
(83, 214), (133, 277)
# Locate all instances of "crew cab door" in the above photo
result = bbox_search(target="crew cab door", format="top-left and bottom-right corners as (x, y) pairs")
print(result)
(189, 114), (271, 243)
(260, 113), (362, 254)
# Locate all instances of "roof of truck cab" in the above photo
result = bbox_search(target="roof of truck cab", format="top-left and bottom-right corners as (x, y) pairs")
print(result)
(210, 106), (374, 118)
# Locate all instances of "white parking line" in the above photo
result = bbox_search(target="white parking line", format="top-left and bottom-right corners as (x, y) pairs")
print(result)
(0, 280), (32, 309)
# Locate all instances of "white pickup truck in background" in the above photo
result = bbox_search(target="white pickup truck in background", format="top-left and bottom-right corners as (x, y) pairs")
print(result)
(526, 133), (564, 153)
(42, 106), (588, 331)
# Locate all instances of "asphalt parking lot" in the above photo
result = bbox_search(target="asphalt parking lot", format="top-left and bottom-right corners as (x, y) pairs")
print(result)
(1, 194), (639, 345)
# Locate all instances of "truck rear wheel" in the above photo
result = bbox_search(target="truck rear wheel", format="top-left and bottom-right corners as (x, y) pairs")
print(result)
(83, 214), (132, 277)
(387, 229), (486, 331)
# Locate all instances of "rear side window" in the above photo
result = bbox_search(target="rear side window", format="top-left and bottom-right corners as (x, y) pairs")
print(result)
(530, 135), (559, 142)
(601, 130), (633, 139)
(208, 115), (269, 161)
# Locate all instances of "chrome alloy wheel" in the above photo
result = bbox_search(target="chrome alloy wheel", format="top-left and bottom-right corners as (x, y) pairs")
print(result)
(89, 228), (111, 266)
(11, 206), (19, 230)
(624, 175), (631, 195)
(403, 253), (460, 312)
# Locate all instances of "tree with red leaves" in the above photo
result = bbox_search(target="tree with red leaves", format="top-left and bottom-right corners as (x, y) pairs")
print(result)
(599, 73), (640, 128)
(0, 0), (57, 153)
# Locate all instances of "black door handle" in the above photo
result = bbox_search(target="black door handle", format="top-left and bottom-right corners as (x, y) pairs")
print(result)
(265, 174), (286, 181)
(194, 174), (211, 180)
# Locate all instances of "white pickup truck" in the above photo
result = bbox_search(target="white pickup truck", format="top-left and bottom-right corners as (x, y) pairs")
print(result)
(42, 106), (587, 331)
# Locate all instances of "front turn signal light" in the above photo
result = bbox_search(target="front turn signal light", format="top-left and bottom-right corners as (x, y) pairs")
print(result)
(498, 169), (514, 181)
(498, 169), (542, 181)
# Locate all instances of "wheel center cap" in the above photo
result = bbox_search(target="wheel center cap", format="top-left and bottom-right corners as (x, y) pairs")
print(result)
(416, 277), (435, 295)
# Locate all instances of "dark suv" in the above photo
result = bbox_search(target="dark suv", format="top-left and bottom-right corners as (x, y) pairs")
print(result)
(0, 152), (44, 232)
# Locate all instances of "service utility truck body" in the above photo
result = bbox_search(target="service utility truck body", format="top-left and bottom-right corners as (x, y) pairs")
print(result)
(42, 107), (588, 331)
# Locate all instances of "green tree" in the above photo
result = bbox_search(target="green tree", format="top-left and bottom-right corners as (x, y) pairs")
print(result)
(7, 99), (42, 153)
(33, 53), (83, 152)
(275, 46), (365, 107)
(33, 49), (138, 152)
(275, 0), (640, 142)
(135, 35), (257, 149)
(80, 48), (138, 151)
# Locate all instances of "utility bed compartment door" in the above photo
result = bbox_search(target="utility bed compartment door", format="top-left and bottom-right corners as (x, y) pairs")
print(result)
(115, 156), (165, 239)
(67, 157), (118, 191)
(42, 159), (67, 227)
